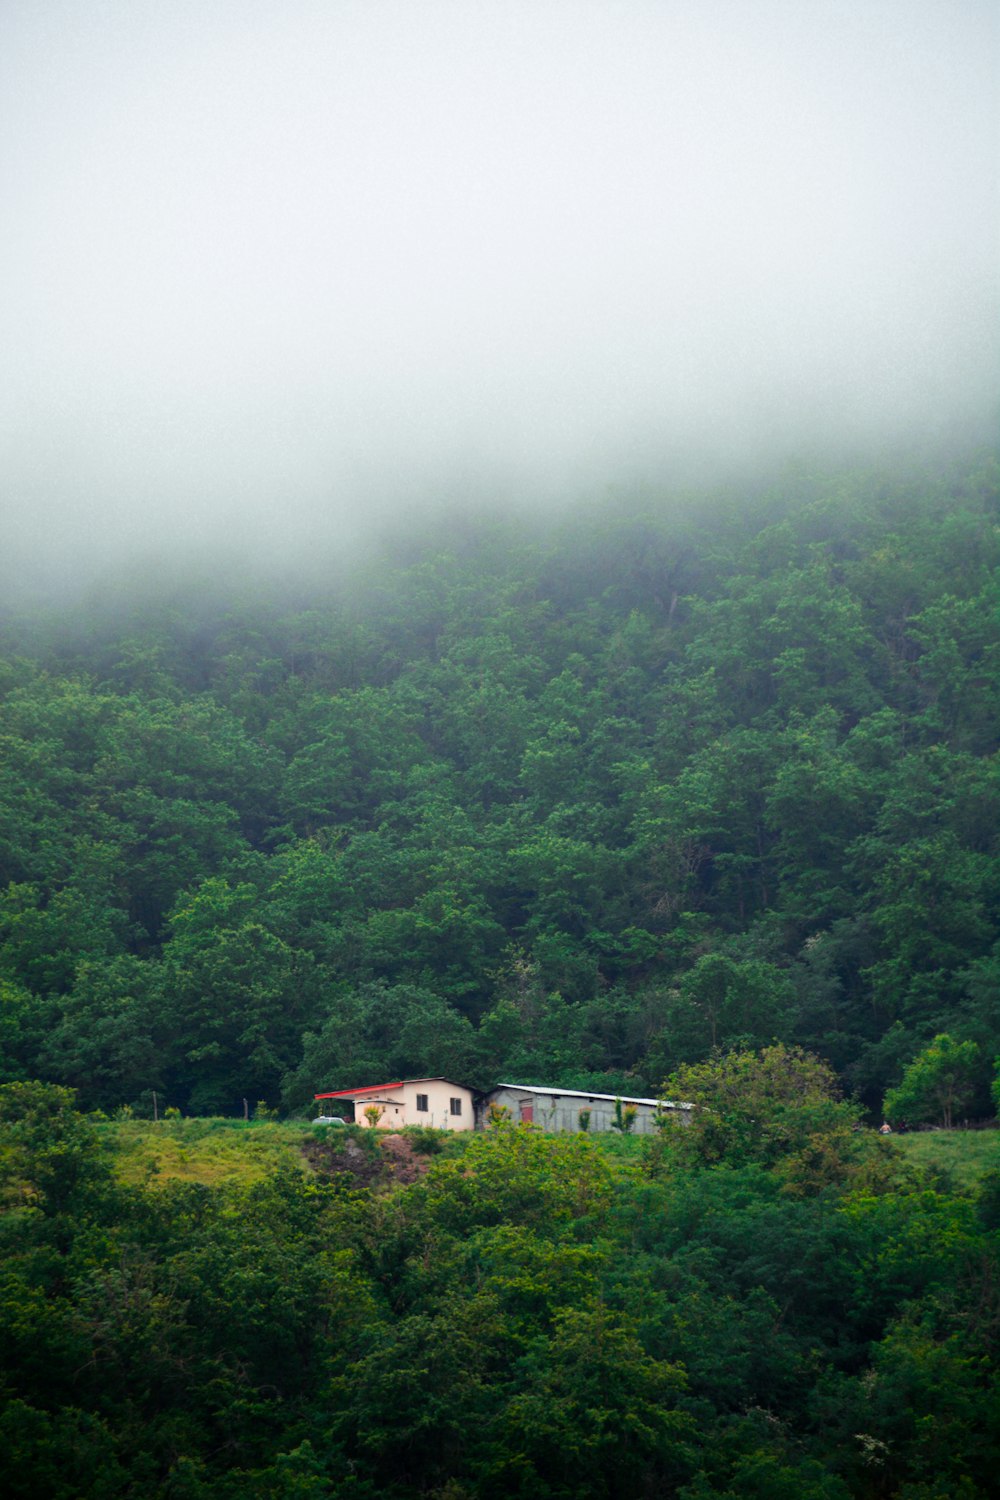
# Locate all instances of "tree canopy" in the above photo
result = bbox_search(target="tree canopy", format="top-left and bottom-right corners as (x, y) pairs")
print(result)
(0, 454), (997, 1117)
(0, 1080), (997, 1498)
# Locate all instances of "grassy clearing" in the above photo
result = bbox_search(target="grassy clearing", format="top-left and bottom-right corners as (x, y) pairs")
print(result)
(95, 1117), (476, 1188)
(95, 1117), (317, 1188)
(894, 1128), (999, 1191)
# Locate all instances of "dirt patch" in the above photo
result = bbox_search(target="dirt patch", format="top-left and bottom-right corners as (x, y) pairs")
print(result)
(301, 1133), (385, 1187)
(378, 1132), (432, 1184)
(300, 1130), (433, 1188)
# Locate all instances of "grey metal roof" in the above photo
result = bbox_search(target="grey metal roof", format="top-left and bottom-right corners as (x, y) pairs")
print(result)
(493, 1083), (691, 1109)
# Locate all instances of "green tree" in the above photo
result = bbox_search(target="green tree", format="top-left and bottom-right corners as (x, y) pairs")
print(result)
(38, 956), (162, 1110)
(158, 879), (315, 1111)
(883, 1033), (981, 1128)
(0, 1080), (111, 1217)
(495, 1304), (695, 1497)
(655, 951), (794, 1064)
(662, 1044), (864, 1179)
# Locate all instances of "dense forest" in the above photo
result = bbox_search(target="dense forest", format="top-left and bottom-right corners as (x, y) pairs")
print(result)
(1, 454), (998, 1121)
(2, 454), (999, 1496)
(1, 1074), (998, 1499)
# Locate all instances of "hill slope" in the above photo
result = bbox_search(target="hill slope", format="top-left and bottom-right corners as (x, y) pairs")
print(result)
(0, 454), (997, 1117)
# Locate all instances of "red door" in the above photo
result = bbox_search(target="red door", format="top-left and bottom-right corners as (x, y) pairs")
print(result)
(520, 1102), (533, 1123)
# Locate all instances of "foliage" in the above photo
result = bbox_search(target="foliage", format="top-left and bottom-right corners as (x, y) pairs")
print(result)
(1, 1087), (998, 1496)
(884, 1034), (983, 1128)
(0, 457), (995, 1121)
(0, 1079), (112, 1215)
(661, 1044), (864, 1173)
(0, 467), (999, 1135)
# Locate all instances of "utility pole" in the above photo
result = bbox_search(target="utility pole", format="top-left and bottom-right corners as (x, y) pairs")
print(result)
(152, 1090), (158, 1123)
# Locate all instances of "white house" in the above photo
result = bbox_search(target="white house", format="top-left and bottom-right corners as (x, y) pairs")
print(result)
(314, 1077), (476, 1130)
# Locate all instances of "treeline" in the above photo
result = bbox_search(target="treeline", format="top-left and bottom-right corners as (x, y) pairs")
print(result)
(1, 1070), (998, 1498)
(0, 454), (998, 1115)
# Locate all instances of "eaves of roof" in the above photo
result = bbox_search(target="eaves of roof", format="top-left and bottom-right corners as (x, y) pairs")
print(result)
(314, 1077), (470, 1100)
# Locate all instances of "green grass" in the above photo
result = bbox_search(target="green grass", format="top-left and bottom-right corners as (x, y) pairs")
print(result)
(893, 1129), (999, 1191)
(94, 1116), (476, 1188)
(95, 1117), (317, 1188)
(96, 1117), (999, 1195)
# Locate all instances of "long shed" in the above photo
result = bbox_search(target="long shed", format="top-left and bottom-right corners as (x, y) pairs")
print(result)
(480, 1084), (692, 1135)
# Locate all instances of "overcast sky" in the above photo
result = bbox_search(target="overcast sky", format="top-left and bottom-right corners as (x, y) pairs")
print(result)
(1, 0), (997, 589)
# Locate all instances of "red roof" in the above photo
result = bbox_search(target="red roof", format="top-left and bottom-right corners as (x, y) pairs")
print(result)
(314, 1077), (471, 1101)
(314, 1081), (404, 1100)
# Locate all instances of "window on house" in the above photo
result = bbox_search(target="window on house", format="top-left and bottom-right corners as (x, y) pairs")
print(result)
(416, 1094), (429, 1112)
(449, 1097), (462, 1116)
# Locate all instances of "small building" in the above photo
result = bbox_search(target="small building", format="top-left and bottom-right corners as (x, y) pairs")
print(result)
(481, 1083), (692, 1135)
(314, 1077), (476, 1130)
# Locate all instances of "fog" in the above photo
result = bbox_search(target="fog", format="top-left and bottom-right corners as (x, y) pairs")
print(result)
(1, 1), (997, 594)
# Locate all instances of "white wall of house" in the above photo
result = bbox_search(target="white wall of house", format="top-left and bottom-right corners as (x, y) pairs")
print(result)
(320, 1079), (476, 1130)
(351, 1089), (406, 1128)
(401, 1080), (474, 1130)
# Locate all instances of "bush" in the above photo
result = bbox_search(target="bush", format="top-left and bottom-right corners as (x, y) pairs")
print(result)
(403, 1125), (446, 1155)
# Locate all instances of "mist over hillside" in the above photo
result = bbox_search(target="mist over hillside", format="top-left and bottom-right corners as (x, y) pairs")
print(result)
(2, 1), (997, 596)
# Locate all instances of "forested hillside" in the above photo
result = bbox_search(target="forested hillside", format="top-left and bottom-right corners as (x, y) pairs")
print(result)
(2, 1078), (998, 1499)
(1, 455), (998, 1117)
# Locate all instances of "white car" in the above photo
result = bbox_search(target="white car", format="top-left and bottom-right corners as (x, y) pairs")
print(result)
(314, 1115), (347, 1126)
